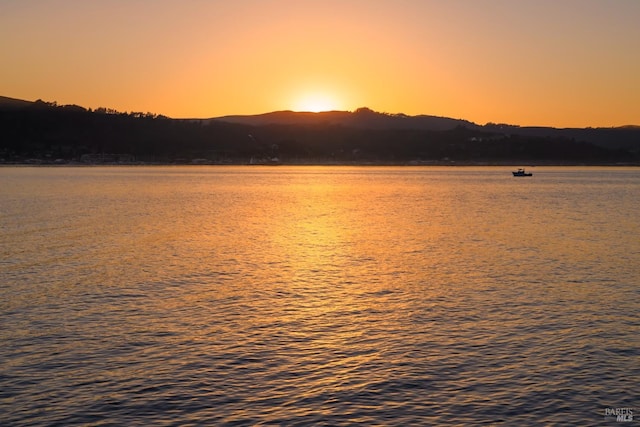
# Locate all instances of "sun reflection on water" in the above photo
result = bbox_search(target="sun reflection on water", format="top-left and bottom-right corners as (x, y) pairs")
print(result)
(2, 166), (639, 425)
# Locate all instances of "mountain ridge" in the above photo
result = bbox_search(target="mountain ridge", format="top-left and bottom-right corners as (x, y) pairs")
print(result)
(211, 107), (639, 150)
(213, 107), (480, 132)
(0, 95), (34, 109)
(2, 95), (639, 152)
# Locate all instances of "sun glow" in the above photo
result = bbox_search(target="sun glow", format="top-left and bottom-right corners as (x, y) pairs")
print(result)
(294, 93), (340, 113)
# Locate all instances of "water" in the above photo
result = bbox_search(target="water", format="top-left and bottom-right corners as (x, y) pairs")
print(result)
(1, 166), (639, 426)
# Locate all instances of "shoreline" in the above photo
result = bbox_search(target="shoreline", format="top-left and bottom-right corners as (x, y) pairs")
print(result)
(2, 160), (639, 167)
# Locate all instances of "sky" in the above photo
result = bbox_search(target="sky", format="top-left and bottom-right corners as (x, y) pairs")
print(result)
(1, 0), (639, 127)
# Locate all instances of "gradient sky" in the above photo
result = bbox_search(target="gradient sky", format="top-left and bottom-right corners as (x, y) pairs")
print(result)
(1, 0), (639, 127)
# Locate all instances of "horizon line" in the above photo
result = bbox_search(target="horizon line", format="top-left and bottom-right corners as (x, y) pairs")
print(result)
(2, 94), (639, 129)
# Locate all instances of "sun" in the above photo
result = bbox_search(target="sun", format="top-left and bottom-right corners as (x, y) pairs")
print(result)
(294, 93), (339, 113)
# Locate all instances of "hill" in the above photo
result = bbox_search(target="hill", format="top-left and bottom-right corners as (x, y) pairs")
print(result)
(215, 107), (479, 132)
(0, 95), (33, 109)
(214, 108), (639, 151)
(1, 96), (638, 165)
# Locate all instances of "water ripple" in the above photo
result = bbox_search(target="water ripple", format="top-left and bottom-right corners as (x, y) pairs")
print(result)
(1, 166), (639, 426)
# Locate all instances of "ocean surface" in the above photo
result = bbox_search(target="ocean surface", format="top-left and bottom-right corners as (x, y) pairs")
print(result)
(1, 166), (638, 426)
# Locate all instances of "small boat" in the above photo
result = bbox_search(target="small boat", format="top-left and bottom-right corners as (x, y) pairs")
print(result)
(512, 168), (532, 177)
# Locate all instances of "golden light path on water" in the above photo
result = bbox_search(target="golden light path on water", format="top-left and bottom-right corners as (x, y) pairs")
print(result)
(0, 166), (638, 425)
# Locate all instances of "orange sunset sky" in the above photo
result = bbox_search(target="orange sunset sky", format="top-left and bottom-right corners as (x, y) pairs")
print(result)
(1, 0), (639, 127)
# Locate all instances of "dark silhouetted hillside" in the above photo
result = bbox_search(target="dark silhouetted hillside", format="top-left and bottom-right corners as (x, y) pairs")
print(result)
(0, 95), (33, 109)
(215, 107), (479, 131)
(1, 96), (638, 164)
